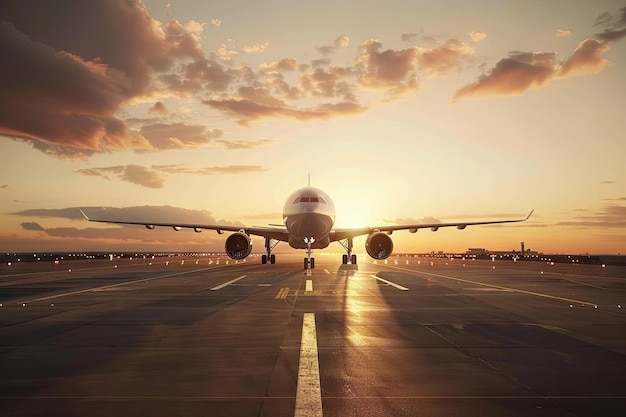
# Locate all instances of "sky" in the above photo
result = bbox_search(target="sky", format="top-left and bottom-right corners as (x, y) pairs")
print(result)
(1, 0), (625, 255)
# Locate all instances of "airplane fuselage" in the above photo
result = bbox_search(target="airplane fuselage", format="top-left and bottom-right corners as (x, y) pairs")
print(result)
(282, 187), (335, 249)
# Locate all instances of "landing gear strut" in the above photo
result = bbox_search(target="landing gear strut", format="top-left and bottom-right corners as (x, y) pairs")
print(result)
(304, 237), (315, 269)
(261, 237), (278, 265)
(339, 238), (357, 265)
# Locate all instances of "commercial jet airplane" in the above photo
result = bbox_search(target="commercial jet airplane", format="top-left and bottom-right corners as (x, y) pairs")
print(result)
(80, 186), (533, 269)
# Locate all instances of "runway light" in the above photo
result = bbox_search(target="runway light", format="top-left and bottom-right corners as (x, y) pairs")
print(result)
(68, 269), (72, 272)
(492, 266), (496, 270)
(570, 304), (573, 308)
(115, 265), (118, 268)
(602, 264), (606, 268)
(594, 305), (598, 309)
(541, 271), (544, 274)
(22, 303), (26, 307)
(50, 303), (54, 307)
(618, 305), (622, 308)
(7, 262), (10, 266)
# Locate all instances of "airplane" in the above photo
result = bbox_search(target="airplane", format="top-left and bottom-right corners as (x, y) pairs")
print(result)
(80, 186), (533, 269)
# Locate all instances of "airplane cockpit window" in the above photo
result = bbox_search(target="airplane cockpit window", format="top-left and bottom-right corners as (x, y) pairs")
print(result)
(293, 196), (326, 203)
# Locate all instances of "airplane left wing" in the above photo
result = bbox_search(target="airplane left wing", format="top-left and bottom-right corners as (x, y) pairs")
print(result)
(330, 210), (534, 241)
(79, 209), (289, 241)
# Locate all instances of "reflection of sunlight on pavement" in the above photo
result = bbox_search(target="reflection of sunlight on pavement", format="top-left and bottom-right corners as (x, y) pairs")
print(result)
(341, 264), (396, 348)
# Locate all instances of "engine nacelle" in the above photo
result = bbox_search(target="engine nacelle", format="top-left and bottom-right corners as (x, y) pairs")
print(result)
(365, 232), (394, 260)
(225, 232), (252, 260)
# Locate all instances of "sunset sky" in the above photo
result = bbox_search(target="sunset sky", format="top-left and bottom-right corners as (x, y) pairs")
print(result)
(1, 0), (625, 255)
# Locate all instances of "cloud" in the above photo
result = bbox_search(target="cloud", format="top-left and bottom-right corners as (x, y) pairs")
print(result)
(204, 98), (365, 126)
(556, 29), (573, 38)
(453, 52), (557, 100)
(594, 6), (626, 42)
(149, 101), (169, 115)
(212, 44), (238, 62)
(0, 0), (212, 159)
(13, 205), (245, 247)
(356, 39), (420, 97)
(154, 164), (267, 175)
(211, 18), (222, 27)
(76, 164), (267, 188)
(135, 123), (223, 151)
(454, 6), (625, 101)
(215, 139), (275, 150)
(557, 38), (609, 78)
(334, 35), (350, 47)
(78, 165), (167, 189)
(469, 31), (487, 42)
(417, 39), (476, 78)
(20, 222), (46, 231)
(556, 205), (626, 228)
(242, 42), (269, 53)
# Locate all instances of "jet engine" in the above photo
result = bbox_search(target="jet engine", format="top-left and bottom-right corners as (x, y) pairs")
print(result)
(225, 232), (252, 260)
(365, 232), (393, 260)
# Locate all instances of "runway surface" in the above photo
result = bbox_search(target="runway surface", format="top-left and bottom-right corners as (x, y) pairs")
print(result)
(1, 253), (625, 416)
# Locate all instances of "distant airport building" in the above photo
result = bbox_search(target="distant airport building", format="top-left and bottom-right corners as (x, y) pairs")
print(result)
(466, 248), (489, 256)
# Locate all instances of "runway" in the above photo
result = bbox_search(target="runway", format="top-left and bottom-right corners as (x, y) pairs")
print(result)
(1, 253), (625, 416)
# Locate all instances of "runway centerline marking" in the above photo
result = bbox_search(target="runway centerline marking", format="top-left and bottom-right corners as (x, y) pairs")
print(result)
(305, 279), (313, 292)
(385, 265), (597, 306)
(17, 268), (214, 304)
(370, 275), (409, 291)
(295, 313), (323, 417)
(209, 275), (247, 291)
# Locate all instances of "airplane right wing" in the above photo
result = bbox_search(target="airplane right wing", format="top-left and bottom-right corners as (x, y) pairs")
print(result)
(330, 210), (534, 241)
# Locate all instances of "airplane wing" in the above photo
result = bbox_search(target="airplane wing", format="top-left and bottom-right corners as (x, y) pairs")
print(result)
(330, 210), (534, 242)
(79, 209), (289, 242)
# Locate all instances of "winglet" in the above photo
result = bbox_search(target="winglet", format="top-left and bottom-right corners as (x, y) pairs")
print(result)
(78, 208), (90, 221)
(525, 209), (534, 221)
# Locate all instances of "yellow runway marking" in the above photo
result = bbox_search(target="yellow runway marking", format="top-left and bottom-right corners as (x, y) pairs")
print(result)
(276, 287), (289, 299)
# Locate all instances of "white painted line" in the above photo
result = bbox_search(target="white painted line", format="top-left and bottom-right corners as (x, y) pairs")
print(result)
(305, 279), (313, 292)
(295, 313), (323, 417)
(209, 275), (247, 291)
(370, 274), (409, 291)
(19, 268), (213, 304)
(323, 269), (330, 275)
(386, 265), (597, 307)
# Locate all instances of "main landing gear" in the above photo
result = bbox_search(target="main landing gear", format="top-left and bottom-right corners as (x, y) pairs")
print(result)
(339, 238), (357, 265)
(261, 237), (278, 265)
(304, 237), (315, 269)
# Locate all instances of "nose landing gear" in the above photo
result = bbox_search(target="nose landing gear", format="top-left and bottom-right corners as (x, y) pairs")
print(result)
(304, 237), (315, 269)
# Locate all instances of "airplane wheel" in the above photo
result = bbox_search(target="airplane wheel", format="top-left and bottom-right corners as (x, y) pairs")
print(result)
(351, 254), (357, 264)
(262, 255), (267, 264)
(310, 258), (315, 269)
(342, 254), (348, 264)
(304, 258), (309, 269)
(270, 254), (276, 264)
